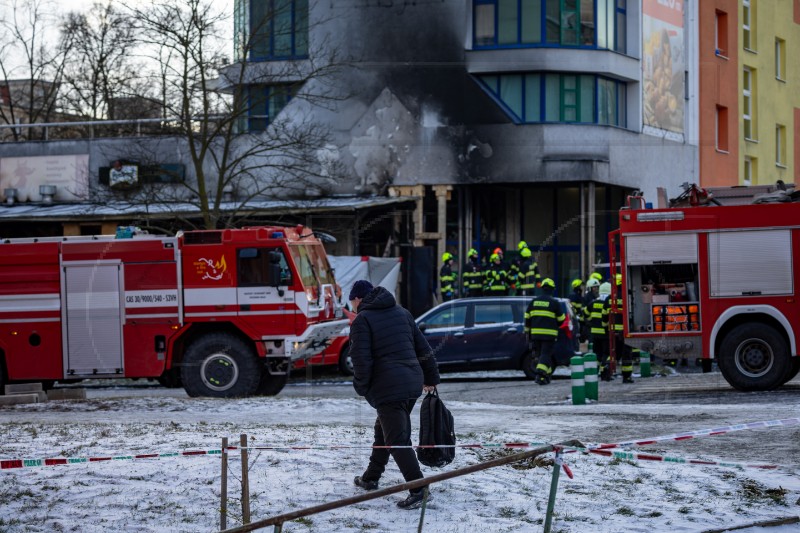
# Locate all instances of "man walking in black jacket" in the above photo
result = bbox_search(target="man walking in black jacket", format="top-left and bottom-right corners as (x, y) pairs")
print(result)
(348, 280), (441, 509)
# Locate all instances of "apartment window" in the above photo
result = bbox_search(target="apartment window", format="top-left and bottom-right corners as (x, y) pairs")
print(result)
(775, 38), (786, 80)
(477, 72), (627, 127)
(743, 67), (755, 140)
(248, 0), (309, 60)
(473, 0), (625, 51)
(242, 85), (296, 132)
(744, 155), (755, 185)
(715, 10), (728, 56)
(716, 105), (729, 152)
(776, 124), (786, 166)
(742, 0), (752, 50)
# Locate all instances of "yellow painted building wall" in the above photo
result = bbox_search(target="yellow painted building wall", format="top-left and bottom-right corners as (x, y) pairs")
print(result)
(739, 0), (800, 185)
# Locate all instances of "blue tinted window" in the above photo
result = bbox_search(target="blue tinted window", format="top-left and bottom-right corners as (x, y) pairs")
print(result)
(247, 0), (309, 61)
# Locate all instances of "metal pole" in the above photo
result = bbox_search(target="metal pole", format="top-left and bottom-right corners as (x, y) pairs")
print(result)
(416, 486), (430, 533)
(220, 437), (228, 531)
(543, 451), (563, 533)
(241, 434), (250, 525)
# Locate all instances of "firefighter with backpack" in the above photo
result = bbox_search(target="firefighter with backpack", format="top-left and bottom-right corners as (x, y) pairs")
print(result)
(605, 273), (634, 383)
(524, 278), (566, 385)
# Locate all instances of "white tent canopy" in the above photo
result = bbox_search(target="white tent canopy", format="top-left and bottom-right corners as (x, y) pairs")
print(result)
(328, 256), (402, 305)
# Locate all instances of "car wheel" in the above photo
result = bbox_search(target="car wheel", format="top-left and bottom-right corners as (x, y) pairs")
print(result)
(522, 352), (538, 379)
(256, 372), (288, 396)
(718, 324), (792, 391)
(180, 333), (261, 398)
(338, 342), (353, 376)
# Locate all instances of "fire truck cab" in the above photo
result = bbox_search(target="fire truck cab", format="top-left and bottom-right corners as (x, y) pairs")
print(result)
(611, 199), (800, 391)
(0, 225), (347, 397)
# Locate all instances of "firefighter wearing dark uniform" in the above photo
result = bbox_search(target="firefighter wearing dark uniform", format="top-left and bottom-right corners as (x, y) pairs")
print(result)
(461, 248), (483, 297)
(507, 241), (527, 295)
(605, 273), (634, 383)
(484, 253), (508, 295)
(439, 252), (457, 302)
(517, 247), (541, 296)
(585, 278), (611, 381)
(568, 278), (584, 340)
(583, 272), (603, 310)
(524, 278), (565, 385)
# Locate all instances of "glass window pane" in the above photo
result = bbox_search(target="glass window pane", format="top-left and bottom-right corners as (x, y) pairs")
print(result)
(475, 4), (496, 46)
(521, 0), (542, 43)
(481, 75), (500, 93)
(425, 305), (467, 328)
(500, 75), (523, 120)
(618, 84), (626, 126)
(615, 10), (626, 52)
(545, 74), (560, 121)
(295, 0), (308, 55)
(580, 0), (594, 45)
(525, 74), (541, 122)
(498, 0), (518, 44)
(546, 0), (560, 43)
(475, 303), (515, 324)
(597, 0), (608, 48)
(274, 0), (293, 57)
(250, 0), (271, 58)
(580, 75), (594, 122)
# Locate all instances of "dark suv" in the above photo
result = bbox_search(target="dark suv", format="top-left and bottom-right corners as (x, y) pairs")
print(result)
(417, 296), (578, 378)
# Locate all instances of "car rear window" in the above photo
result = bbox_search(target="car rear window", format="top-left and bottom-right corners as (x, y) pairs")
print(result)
(474, 303), (515, 325)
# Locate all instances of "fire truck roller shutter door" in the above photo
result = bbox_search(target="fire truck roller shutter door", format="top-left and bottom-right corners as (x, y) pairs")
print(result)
(717, 323), (793, 392)
(180, 332), (261, 397)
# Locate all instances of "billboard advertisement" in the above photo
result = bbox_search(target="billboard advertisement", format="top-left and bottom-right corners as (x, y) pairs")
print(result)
(0, 154), (89, 203)
(643, 0), (685, 136)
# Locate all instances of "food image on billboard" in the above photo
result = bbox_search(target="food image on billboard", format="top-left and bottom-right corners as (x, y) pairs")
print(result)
(642, 0), (685, 135)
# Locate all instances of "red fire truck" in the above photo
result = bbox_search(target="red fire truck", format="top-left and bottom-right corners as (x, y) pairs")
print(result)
(0, 225), (347, 397)
(609, 196), (800, 391)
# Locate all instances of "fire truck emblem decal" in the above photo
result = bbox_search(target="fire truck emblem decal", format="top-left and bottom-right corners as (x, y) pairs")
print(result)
(195, 256), (227, 281)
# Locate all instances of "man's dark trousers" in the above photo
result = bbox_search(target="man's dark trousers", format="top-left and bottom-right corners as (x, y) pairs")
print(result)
(362, 399), (423, 484)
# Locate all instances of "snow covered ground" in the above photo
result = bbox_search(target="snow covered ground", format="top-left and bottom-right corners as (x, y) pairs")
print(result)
(1, 387), (799, 533)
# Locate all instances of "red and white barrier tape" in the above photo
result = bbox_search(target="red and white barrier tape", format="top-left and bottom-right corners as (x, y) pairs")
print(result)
(2, 417), (797, 472)
(556, 445), (782, 471)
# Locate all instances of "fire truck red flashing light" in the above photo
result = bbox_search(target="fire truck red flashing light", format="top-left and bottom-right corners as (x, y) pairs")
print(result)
(0, 226), (347, 397)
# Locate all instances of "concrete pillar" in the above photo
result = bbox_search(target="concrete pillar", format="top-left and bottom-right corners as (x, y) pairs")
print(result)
(587, 182), (596, 272)
(389, 185), (427, 246)
(432, 185), (452, 266)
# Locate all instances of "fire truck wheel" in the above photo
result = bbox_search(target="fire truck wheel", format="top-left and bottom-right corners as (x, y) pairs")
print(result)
(181, 334), (260, 398)
(256, 372), (288, 396)
(522, 352), (539, 379)
(337, 342), (353, 376)
(781, 357), (800, 385)
(718, 324), (792, 391)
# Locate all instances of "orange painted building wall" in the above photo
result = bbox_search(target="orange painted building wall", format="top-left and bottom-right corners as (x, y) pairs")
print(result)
(698, 0), (739, 187)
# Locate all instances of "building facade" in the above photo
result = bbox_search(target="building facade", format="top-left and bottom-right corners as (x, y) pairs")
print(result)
(232, 0), (700, 301)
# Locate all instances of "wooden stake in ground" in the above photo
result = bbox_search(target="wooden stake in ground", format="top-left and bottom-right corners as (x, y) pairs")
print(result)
(240, 434), (250, 524)
(220, 437), (228, 531)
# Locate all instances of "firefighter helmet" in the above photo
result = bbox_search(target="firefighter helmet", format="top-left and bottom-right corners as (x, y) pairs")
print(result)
(468, 248), (478, 258)
(442, 252), (454, 262)
(490, 253), (500, 262)
(599, 282), (611, 295)
(615, 273), (622, 285)
(541, 278), (555, 289)
(493, 247), (503, 256)
(571, 278), (583, 289)
(520, 247), (532, 258)
(517, 240), (528, 251)
(586, 278), (600, 289)
(590, 272), (603, 281)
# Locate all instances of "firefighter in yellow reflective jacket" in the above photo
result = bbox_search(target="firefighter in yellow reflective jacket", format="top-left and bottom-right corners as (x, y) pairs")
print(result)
(483, 253), (508, 295)
(568, 278), (585, 340)
(604, 273), (634, 383)
(524, 278), (566, 385)
(439, 252), (457, 302)
(585, 278), (611, 381)
(461, 248), (483, 297)
(516, 246), (541, 296)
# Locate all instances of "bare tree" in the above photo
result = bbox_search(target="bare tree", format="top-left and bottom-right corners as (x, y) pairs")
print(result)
(0, 0), (74, 140)
(59, 1), (145, 120)
(121, 0), (345, 229)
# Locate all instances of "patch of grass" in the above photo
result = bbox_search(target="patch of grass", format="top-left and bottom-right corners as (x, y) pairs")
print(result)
(740, 480), (788, 505)
(616, 506), (635, 516)
(678, 506), (691, 514)
(294, 517), (313, 526)
(643, 510), (663, 518)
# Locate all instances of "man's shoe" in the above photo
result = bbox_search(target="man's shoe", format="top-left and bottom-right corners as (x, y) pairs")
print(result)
(353, 476), (378, 490)
(397, 489), (431, 509)
(536, 373), (550, 385)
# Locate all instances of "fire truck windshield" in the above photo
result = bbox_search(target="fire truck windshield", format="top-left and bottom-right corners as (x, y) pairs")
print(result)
(289, 244), (336, 297)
